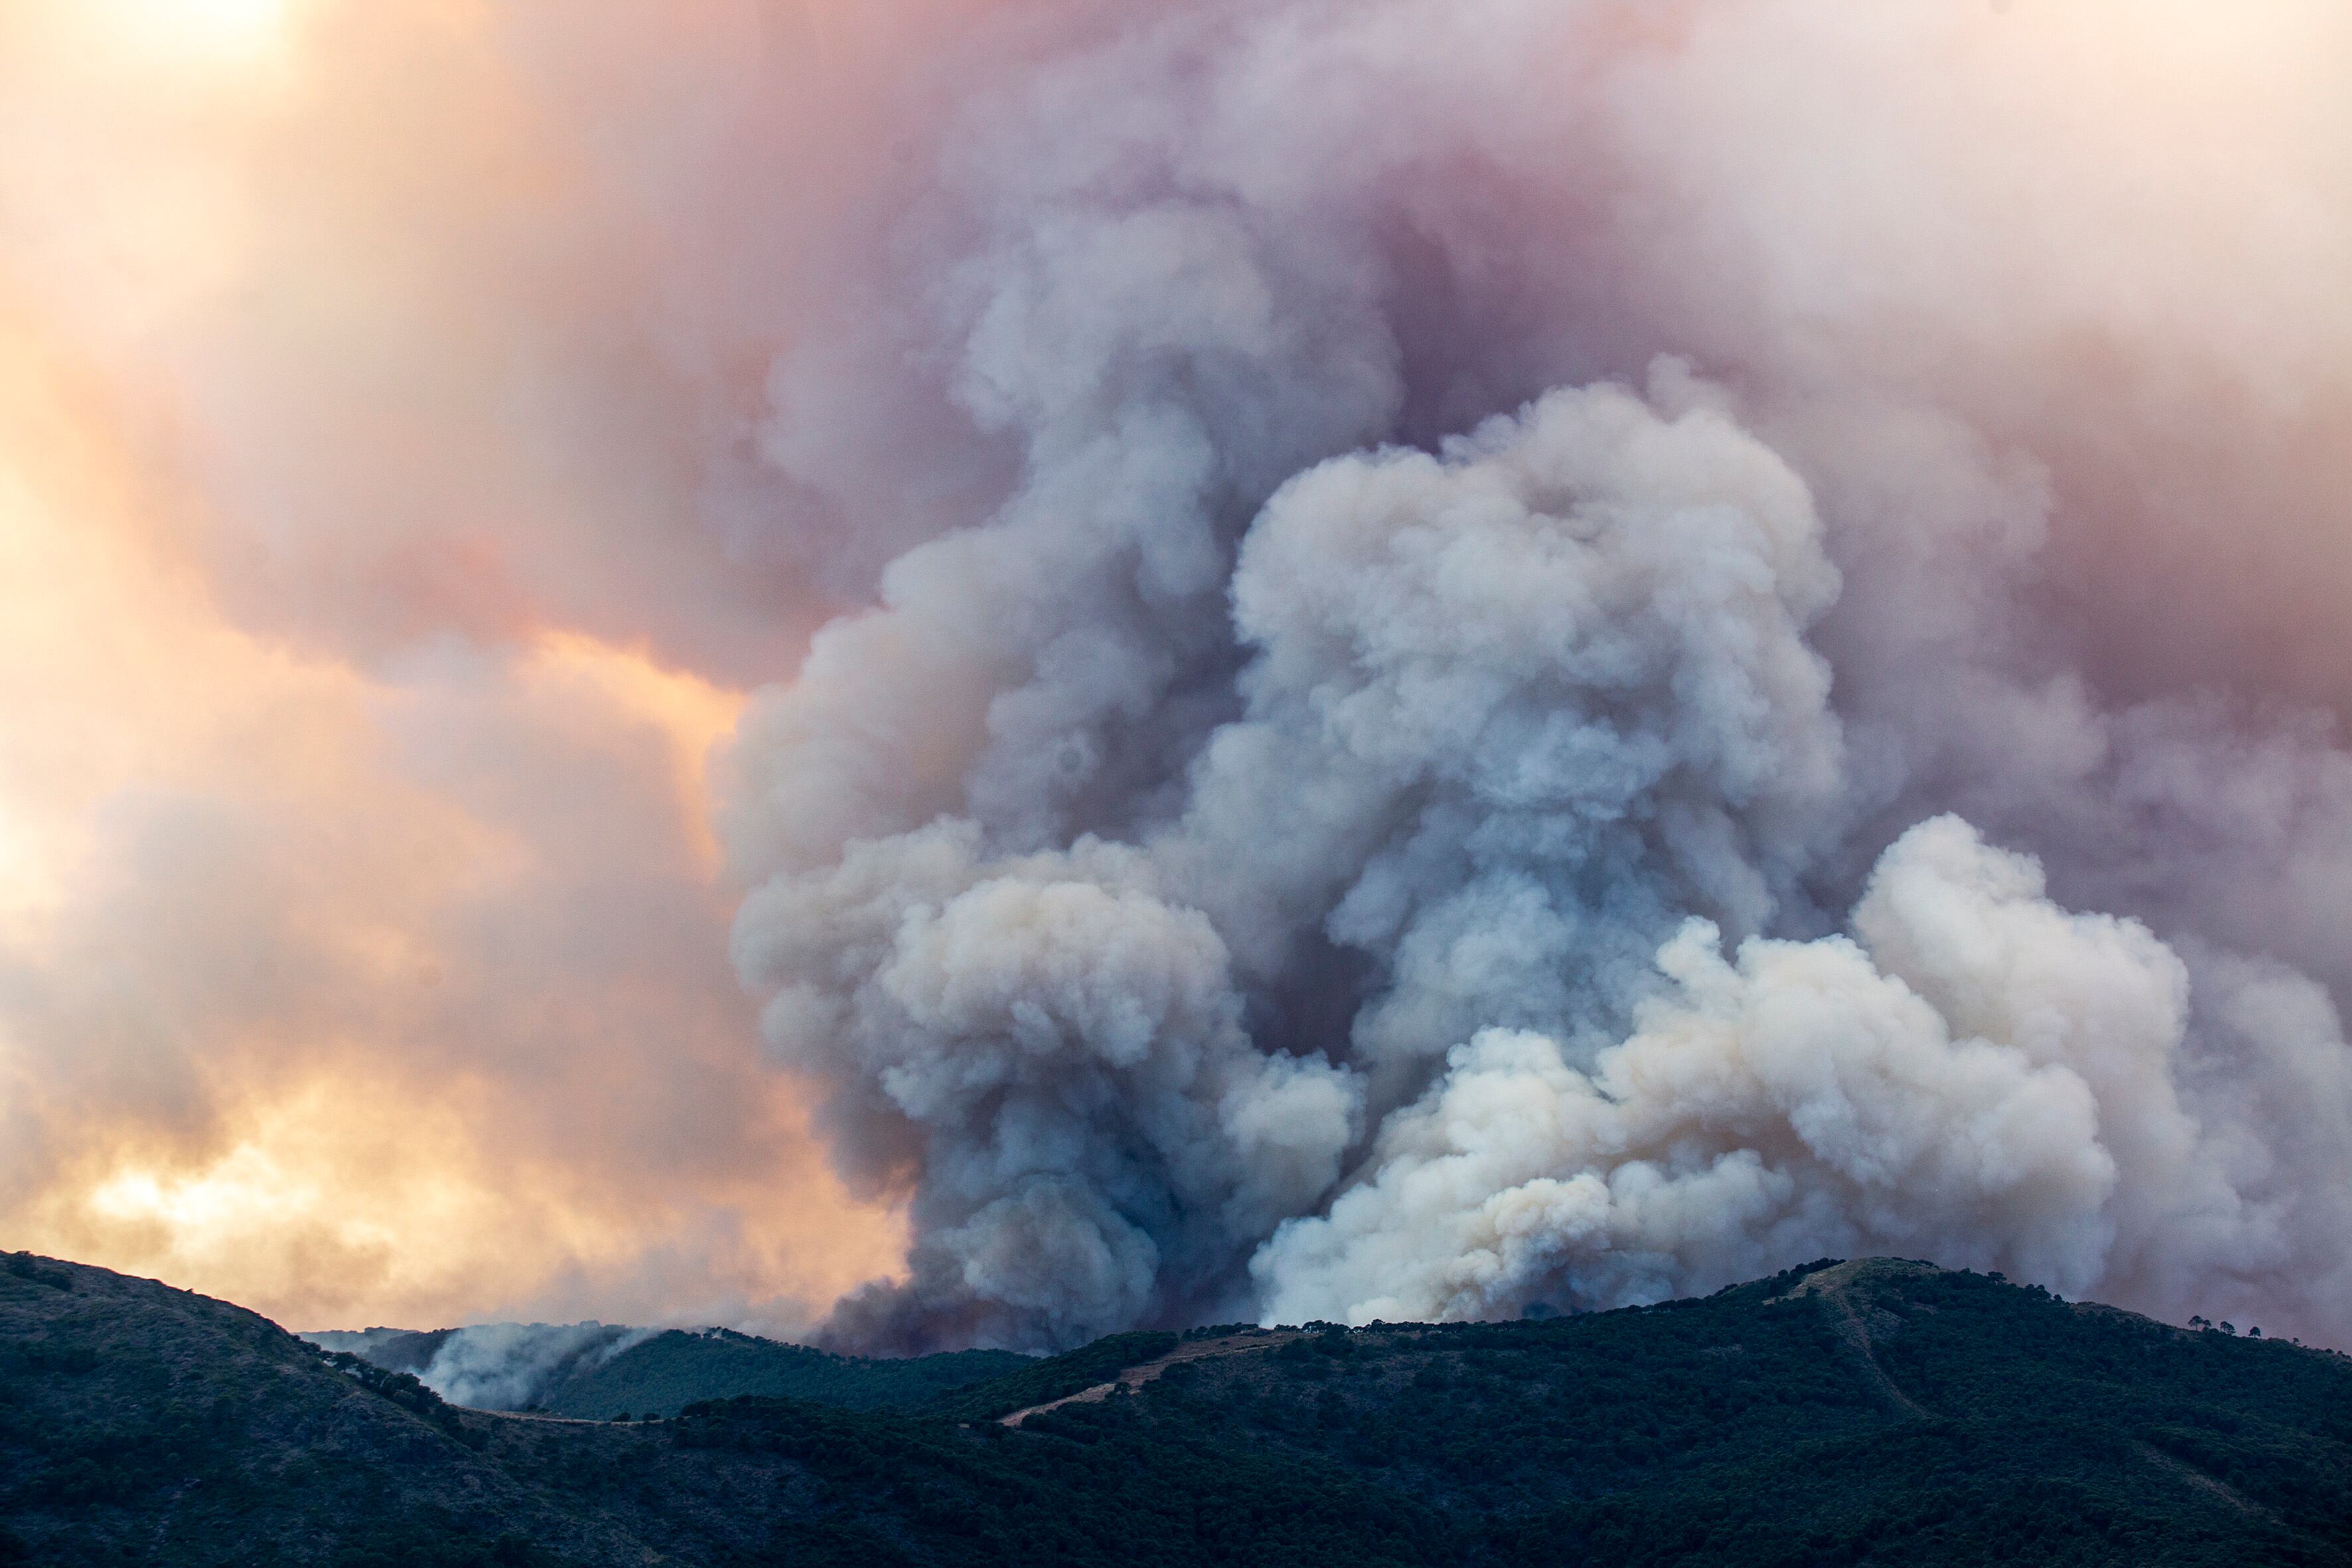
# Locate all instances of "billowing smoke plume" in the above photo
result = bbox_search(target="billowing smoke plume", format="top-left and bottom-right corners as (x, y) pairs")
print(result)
(414, 1323), (653, 1412)
(724, 1), (2352, 1350)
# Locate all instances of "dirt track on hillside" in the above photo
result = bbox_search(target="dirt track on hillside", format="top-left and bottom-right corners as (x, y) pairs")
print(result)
(1000, 1330), (1307, 1427)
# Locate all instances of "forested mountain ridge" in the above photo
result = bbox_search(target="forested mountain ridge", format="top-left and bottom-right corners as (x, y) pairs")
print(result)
(304, 1318), (1030, 1421)
(4, 1251), (2349, 1566)
(522, 1328), (1029, 1420)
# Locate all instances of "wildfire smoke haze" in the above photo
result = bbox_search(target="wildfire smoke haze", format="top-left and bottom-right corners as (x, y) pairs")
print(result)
(3, 1), (2351, 1352)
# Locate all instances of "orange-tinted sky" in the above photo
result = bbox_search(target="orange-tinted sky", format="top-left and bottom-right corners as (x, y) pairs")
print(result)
(0, 0), (925, 1332)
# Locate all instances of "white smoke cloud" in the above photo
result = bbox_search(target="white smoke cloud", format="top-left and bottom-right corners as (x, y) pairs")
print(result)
(416, 1322), (653, 1412)
(721, 0), (2352, 1350)
(1257, 816), (2222, 1324)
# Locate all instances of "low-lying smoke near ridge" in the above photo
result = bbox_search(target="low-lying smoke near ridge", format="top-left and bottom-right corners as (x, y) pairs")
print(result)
(4, 1), (2350, 1352)
(305, 1323), (655, 1412)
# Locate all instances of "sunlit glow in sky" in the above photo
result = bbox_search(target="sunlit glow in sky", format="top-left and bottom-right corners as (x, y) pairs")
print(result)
(80, 0), (301, 66)
(0, 0), (904, 1334)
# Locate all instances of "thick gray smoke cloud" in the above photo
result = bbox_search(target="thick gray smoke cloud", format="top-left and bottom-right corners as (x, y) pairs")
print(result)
(725, 1), (2352, 1350)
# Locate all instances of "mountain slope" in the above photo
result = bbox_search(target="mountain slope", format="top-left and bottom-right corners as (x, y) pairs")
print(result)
(6, 1252), (2351, 1566)
(0, 1253), (652, 1565)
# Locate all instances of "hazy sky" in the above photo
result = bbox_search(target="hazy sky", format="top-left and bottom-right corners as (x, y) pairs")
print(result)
(4, 0), (2349, 1346)
(0, 0), (929, 1332)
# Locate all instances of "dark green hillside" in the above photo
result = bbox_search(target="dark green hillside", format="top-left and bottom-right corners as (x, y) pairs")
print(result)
(5, 1251), (2351, 1566)
(685, 1259), (2352, 1567)
(536, 1328), (1028, 1419)
(0, 1253), (659, 1565)
(919, 1328), (1180, 1421)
